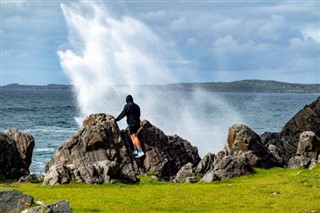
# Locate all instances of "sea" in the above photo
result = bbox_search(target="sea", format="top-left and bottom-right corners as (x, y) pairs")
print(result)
(0, 88), (319, 176)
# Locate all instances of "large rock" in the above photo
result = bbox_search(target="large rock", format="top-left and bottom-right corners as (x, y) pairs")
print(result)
(44, 114), (200, 184)
(44, 114), (138, 185)
(128, 120), (201, 180)
(200, 156), (252, 182)
(264, 97), (320, 164)
(195, 152), (215, 175)
(173, 162), (195, 182)
(0, 129), (35, 179)
(287, 155), (311, 169)
(6, 129), (35, 168)
(0, 190), (33, 213)
(296, 131), (320, 160)
(226, 124), (279, 168)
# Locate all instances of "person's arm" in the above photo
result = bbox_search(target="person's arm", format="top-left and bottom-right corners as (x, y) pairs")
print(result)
(115, 105), (127, 122)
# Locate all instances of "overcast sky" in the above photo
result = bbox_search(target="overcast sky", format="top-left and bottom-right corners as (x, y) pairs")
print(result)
(1, 0), (319, 85)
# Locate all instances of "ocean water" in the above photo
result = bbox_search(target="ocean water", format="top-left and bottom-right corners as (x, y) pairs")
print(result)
(0, 88), (318, 176)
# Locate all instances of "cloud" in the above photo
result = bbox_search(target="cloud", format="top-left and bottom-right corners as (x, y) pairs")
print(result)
(302, 28), (320, 43)
(1, 1), (319, 84)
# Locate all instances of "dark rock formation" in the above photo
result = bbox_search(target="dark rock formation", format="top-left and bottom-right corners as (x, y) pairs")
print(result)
(125, 120), (201, 180)
(0, 190), (33, 213)
(6, 129), (35, 169)
(43, 97), (320, 184)
(264, 97), (320, 164)
(173, 162), (195, 182)
(287, 155), (311, 169)
(287, 130), (320, 169)
(44, 114), (200, 185)
(44, 114), (138, 185)
(195, 152), (215, 175)
(296, 131), (320, 160)
(0, 190), (72, 213)
(200, 156), (252, 182)
(47, 200), (72, 213)
(226, 124), (280, 168)
(0, 129), (35, 179)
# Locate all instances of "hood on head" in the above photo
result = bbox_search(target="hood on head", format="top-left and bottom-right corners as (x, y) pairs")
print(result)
(126, 95), (133, 103)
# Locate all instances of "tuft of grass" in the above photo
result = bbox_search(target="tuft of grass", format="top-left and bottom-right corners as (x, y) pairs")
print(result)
(1, 167), (320, 212)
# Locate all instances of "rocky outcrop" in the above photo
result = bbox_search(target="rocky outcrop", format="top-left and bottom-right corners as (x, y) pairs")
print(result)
(0, 190), (72, 213)
(264, 97), (320, 164)
(43, 97), (320, 184)
(287, 130), (320, 169)
(125, 120), (201, 180)
(296, 131), (320, 160)
(44, 114), (200, 185)
(0, 190), (33, 213)
(196, 124), (275, 183)
(0, 129), (35, 179)
(194, 97), (320, 182)
(226, 124), (280, 168)
(44, 114), (138, 185)
(22, 200), (72, 213)
(200, 156), (252, 182)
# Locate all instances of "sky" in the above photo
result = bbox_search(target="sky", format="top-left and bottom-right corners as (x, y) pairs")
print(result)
(1, 0), (319, 85)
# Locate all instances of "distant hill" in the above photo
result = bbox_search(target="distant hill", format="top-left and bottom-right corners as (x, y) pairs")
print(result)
(1, 83), (72, 90)
(165, 80), (320, 93)
(1, 80), (319, 93)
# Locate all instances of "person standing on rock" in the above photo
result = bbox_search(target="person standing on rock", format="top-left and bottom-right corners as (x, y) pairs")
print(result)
(113, 95), (144, 158)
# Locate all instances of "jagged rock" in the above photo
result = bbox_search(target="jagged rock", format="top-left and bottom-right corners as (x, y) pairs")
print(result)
(214, 156), (252, 179)
(6, 128), (35, 168)
(123, 120), (201, 180)
(213, 150), (227, 166)
(18, 174), (39, 183)
(195, 152), (215, 174)
(288, 155), (311, 169)
(226, 124), (261, 155)
(48, 200), (72, 213)
(264, 97), (320, 164)
(267, 144), (284, 165)
(174, 162), (195, 182)
(44, 114), (137, 185)
(0, 190), (33, 213)
(22, 204), (51, 213)
(260, 132), (278, 145)
(44, 164), (72, 185)
(21, 200), (72, 213)
(200, 156), (252, 182)
(226, 124), (280, 168)
(200, 170), (220, 182)
(0, 129), (34, 179)
(44, 114), (200, 184)
(296, 131), (320, 160)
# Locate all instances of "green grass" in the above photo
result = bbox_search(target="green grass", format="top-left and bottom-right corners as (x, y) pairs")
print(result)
(1, 167), (320, 213)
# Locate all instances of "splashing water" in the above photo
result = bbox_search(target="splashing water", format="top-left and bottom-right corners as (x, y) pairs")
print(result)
(58, 2), (243, 156)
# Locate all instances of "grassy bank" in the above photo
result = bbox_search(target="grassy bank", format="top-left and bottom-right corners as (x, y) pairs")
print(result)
(1, 167), (320, 213)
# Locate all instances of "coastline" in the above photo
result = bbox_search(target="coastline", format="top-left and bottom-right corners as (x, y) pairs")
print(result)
(1, 80), (320, 93)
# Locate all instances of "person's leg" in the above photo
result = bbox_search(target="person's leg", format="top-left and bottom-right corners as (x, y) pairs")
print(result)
(130, 133), (141, 149)
(130, 134), (138, 155)
(131, 133), (144, 158)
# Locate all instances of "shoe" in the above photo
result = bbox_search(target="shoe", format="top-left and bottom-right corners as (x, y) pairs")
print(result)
(135, 151), (145, 158)
(132, 150), (138, 155)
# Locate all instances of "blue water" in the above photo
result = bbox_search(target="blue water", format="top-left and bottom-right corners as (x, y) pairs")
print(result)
(0, 88), (319, 176)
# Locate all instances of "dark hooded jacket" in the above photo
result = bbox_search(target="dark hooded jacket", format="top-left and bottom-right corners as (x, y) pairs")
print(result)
(115, 95), (141, 127)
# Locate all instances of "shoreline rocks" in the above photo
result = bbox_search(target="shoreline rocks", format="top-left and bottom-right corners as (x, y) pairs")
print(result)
(43, 114), (200, 185)
(2, 97), (320, 185)
(0, 190), (72, 213)
(0, 129), (35, 180)
(42, 96), (320, 184)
